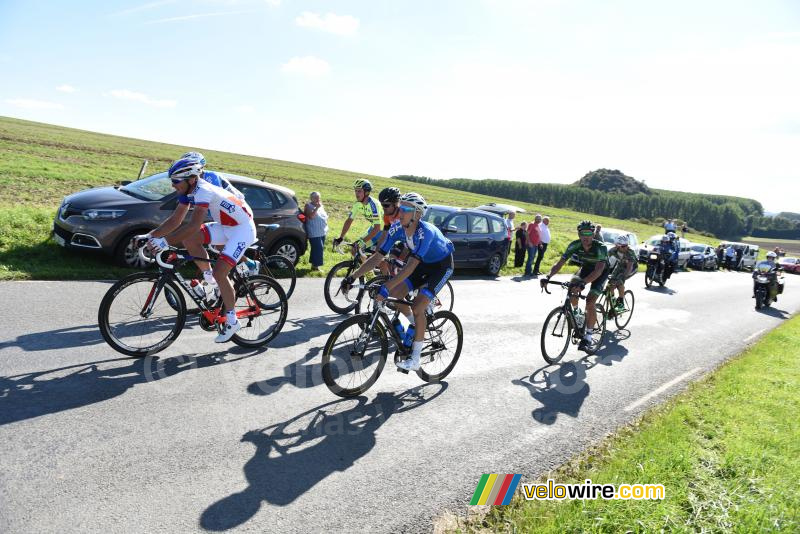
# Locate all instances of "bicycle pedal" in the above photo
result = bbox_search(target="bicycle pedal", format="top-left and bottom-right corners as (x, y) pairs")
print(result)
(396, 367), (409, 374)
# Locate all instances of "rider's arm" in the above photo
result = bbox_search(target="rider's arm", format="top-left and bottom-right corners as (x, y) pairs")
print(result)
(546, 257), (567, 279)
(337, 217), (354, 240)
(150, 203), (189, 238)
(363, 223), (381, 243)
(583, 261), (607, 284)
(384, 256), (420, 293)
(166, 205), (209, 245)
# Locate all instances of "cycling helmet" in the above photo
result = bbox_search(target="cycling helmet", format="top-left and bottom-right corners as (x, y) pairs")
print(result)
(168, 157), (204, 181)
(615, 235), (629, 246)
(181, 151), (206, 166)
(577, 220), (595, 232)
(378, 187), (401, 204)
(400, 192), (427, 213)
(766, 251), (777, 259)
(353, 179), (372, 192)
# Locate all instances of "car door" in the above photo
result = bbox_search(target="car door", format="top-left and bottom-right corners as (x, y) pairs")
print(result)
(237, 184), (277, 224)
(442, 213), (470, 265)
(467, 214), (491, 264)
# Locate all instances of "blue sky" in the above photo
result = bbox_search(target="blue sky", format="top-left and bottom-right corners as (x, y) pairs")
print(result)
(1, 0), (798, 212)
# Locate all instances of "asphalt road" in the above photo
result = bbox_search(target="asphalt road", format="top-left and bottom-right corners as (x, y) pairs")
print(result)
(1, 269), (797, 533)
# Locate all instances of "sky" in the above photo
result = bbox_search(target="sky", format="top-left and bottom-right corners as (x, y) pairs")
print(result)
(1, 0), (798, 213)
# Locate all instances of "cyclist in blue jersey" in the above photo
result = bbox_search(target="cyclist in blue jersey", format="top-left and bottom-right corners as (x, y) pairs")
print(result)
(343, 192), (455, 371)
(180, 152), (244, 199)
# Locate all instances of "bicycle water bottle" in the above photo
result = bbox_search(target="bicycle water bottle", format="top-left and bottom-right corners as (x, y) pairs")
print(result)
(190, 279), (206, 299)
(573, 307), (585, 329)
(391, 317), (405, 340)
(403, 324), (416, 348)
(245, 258), (260, 276)
(236, 262), (249, 277)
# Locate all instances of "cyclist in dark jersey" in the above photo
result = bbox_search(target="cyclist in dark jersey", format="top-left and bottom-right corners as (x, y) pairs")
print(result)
(540, 220), (608, 352)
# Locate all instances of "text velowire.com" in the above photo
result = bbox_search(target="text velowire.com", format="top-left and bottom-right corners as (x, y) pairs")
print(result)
(522, 479), (665, 501)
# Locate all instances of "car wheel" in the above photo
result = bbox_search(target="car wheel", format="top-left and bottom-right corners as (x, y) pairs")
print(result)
(486, 253), (502, 276)
(114, 231), (153, 269)
(269, 238), (300, 265)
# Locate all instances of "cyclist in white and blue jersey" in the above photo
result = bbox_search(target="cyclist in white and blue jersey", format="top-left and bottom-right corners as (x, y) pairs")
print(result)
(343, 192), (454, 371)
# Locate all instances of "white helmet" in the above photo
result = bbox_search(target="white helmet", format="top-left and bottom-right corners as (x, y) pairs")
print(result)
(400, 192), (427, 214)
(766, 251), (777, 259)
(615, 235), (629, 246)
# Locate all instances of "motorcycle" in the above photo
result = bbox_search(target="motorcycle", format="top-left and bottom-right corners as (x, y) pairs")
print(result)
(753, 262), (783, 310)
(644, 246), (669, 288)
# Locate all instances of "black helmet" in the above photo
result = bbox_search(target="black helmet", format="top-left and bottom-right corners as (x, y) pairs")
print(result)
(577, 220), (595, 232)
(378, 187), (401, 204)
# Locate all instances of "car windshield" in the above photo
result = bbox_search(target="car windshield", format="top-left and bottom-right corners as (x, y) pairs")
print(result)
(601, 231), (620, 243)
(120, 172), (173, 201)
(424, 207), (454, 227)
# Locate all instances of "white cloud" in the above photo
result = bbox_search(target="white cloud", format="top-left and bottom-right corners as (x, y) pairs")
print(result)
(4, 98), (64, 110)
(108, 89), (177, 108)
(281, 56), (331, 77)
(56, 84), (77, 93)
(295, 12), (359, 36)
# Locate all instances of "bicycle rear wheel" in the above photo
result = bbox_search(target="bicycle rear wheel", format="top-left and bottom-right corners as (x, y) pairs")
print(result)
(322, 314), (388, 397)
(98, 272), (186, 357)
(263, 254), (296, 300)
(434, 280), (454, 312)
(584, 304), (607, 355)
(231, 275), (288, 348)
(613, 290), (635, 330)
(417, 310), (463, 382)
(324, 260), (361, 314)
(540, 307), (571, 364)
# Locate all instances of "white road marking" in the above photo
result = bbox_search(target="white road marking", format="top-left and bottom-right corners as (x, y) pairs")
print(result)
(624, 367), (702, 412)
(744, 328), (766, 343)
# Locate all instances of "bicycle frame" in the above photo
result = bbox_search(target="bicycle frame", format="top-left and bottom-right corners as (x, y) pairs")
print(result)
(542, 280), (589, 338)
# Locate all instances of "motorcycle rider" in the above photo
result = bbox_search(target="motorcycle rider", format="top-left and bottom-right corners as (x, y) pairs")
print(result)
(660, 233), (679, 280)
(753, 251), (784, 301)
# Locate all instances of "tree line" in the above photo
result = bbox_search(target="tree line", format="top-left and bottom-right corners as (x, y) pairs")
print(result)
(394, 174), (799, 240)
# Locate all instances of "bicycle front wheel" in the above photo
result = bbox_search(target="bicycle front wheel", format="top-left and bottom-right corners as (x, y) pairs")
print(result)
(231, 275), (288, 348)
(263, 254), (296, 300)
(417, 310), (463, 382)
(322, 314), (388, 397)
(540, 307), (571, 364)
(324, 260), (360, 314)
(614, 290), (635, 330)
(98, 272), (186, 357)
(356, 275), (390, 314)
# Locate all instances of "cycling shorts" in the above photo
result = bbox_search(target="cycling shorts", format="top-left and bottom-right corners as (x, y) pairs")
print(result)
(578, 264), (609, 297)
(403, 255), (454, 301)
(201, 221), (257, 267)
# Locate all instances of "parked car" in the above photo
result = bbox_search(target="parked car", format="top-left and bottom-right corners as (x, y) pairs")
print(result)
(778, 257), (800, 274)
(638, 234), (692, 269)
(718, 242), (760, 271)
(53, 171), (307, 268)
(572, 227), (639, 266)
(687, 243), (718, 270)
(423, 205), (507, 275)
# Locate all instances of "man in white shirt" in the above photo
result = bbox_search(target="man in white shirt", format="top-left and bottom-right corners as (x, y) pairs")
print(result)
(503, 211), (515, 265)
(533, 215), (551, 275)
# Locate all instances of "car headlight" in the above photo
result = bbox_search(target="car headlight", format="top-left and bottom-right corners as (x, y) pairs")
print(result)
(692, 255), (702, 259)
(83, 209), (127, 220)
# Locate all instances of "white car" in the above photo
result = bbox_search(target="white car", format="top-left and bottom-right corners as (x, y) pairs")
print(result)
(638, 234), (691, 269)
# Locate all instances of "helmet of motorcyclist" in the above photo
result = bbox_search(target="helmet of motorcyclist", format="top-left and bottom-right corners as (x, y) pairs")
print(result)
(766, 251), (777, 259)
(661, 235), (669, 242)
(667, 232), (677, 240)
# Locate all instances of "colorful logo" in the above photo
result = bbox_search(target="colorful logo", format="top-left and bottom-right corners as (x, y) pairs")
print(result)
(470, 474), (522, 506)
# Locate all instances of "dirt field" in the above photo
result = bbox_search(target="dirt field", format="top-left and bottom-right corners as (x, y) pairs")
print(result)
(743, 237), (800, 257)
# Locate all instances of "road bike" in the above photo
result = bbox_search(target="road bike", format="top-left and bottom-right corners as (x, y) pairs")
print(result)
(321, 287), (463, 397)
(597, 279), (635, 330)
(324, 241), (380, 314)
(354, 257), (454, 314)
(540, 280), (606, 364)
(98, 243), (288, 357)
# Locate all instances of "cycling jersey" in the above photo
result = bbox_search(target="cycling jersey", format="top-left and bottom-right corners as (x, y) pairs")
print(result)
(179, 179), (253, 227)
(379, 220), (454, 263)
(202, 171), (244, 199)
(348, 197), (383, 242)
(607, 245), (638, 280)
(561, 239), (608, 268)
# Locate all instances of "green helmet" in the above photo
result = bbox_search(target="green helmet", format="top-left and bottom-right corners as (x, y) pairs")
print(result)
(577, 220), (595, 232)
(352, 179), (372, 192)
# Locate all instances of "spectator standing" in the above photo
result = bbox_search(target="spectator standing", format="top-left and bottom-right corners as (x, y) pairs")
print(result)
(533, 215), (551, 275)
(304, 191), (328, 271)
(664, 219), (677, 233)
(503, 211), (515, 264)
(594, 223), (603, 241)
(725, 244), (736, 271)
(716, 244), (724, 270)
(514, 222), (527, 268)
(735, 247), (744, 271)
(681, 223), (687, 238)
(524, 214), (542, 277)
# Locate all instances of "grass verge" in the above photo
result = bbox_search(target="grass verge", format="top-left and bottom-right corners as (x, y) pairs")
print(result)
(463, 315), (800, 532)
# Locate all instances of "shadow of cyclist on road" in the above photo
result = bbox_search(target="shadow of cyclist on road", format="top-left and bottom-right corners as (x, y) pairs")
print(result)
(512, 362), (590, 425)
(247, 346), (322, 396)
(0, 349), (259, 426)
(200, 383), (447, 531)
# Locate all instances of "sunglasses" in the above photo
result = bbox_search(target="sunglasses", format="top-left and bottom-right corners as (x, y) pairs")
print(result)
(579, 230), (594, 236)
(381, 202), (395, 208)
(398, 205), (416, 213)
(618, 244), (628, 248)
(170, 179), (184, 185)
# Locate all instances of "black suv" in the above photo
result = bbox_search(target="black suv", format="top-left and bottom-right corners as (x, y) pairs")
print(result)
(53, 171), (307, 267)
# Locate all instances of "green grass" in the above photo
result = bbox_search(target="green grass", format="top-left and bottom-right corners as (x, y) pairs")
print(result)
(0, 116), (721, 279)
(465, 316), (800, 533)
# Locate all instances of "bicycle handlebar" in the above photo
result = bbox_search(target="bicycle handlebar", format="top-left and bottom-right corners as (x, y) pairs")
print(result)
(541, 279), (586, 296)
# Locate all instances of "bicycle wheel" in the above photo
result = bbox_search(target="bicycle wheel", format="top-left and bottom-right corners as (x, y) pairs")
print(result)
(263, 254), (296, 300)
(355, 275), (391, 314)
(231, 275), (288, 348)
(540, 307), (571, 364)
(322, 314), (389, 397)
(584, 304), (607, 355)
(324, 260), (361, 314)
(98, 272), (186, 357)
(434, 280), (454, 312)
(417, 310), (463, 382)
(613, 290), (635, 330)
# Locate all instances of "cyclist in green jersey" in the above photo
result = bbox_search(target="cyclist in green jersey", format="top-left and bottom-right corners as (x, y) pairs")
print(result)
(540, 220), (609, 352)
(332, 179), (383, 252)
(606, 235), (638, 313)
